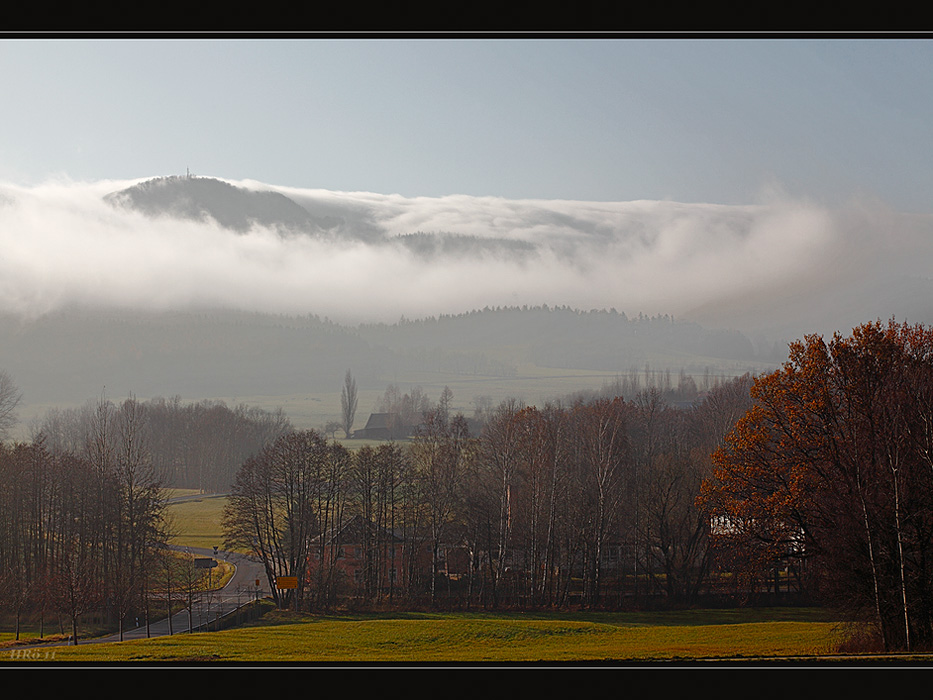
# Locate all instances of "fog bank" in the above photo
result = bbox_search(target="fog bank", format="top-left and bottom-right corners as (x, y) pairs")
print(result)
(1, 177), (929, 341)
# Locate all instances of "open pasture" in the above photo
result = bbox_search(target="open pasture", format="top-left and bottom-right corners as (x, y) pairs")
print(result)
(5, 607), (849, 664)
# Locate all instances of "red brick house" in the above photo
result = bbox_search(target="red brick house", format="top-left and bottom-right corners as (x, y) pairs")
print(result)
(307, 515), (471, 594)
(307, 515), (411, 591)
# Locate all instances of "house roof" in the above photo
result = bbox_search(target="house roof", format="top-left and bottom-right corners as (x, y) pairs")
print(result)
(313, 514), (406, 546)
(362, 413), (396, 430)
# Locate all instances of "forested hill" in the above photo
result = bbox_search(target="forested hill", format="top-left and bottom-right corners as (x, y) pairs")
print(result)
(0, 305), (780, 408)
(356, 305), (780, 368)
(0, 309), (383, 404)
(104, 175), (343, 235)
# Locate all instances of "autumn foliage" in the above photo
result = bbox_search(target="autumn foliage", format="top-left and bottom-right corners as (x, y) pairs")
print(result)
(700, 319), (933, 651)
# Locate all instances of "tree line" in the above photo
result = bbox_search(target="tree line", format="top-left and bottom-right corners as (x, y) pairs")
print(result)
(0, 393), (292, 642)
(0, 397), (166, 642)
(33, 395), (292, 494)
(222, 375), (755, 611)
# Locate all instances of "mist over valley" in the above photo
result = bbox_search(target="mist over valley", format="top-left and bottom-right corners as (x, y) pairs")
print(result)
(2, 174), (931, 433)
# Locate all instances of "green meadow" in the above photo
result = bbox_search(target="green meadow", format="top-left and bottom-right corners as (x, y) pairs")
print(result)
(4, 607), (849, 664)
(164, 492), (231, 550)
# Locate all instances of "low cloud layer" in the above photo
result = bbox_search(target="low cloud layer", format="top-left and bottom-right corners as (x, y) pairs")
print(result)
(1, 177), (930, 341)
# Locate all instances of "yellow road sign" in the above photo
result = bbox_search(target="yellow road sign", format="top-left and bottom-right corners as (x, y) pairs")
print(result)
(276, 576), (298, 589)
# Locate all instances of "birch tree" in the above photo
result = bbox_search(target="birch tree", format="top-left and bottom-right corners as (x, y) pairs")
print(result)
(0, 370), (22, 441)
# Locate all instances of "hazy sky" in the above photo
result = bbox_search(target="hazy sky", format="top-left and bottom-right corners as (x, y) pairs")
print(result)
(2, 36), (932, 211)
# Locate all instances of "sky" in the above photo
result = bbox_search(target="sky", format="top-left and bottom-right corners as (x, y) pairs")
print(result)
(2, 36), (932, 211)
(1, 36), (932, 340)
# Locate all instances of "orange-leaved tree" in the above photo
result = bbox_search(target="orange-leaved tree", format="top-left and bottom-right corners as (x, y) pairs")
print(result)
(699, 319), (933, 652)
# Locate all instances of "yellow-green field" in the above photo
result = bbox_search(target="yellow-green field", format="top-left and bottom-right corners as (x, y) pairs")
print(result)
(165, 494), (229, 550)
(2, 608), (853, 664)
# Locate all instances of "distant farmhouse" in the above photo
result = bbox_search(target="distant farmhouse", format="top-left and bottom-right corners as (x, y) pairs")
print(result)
(352, 413), (415, 440)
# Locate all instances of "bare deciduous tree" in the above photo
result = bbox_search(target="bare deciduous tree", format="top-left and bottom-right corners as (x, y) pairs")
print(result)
(412, 411), (472, 605)
(223, 429), (347, 610)
(0, 370), (23, 440)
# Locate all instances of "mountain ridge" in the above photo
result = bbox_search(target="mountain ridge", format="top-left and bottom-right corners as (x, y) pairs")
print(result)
(104, 175), (343, 234)
(0, 304), (777, 413)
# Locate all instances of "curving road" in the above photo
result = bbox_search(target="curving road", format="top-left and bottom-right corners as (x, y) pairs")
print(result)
(9, 493), (275, 649)
(90, 545), (272, 644)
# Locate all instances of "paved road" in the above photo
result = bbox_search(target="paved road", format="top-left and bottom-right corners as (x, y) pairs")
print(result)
(92, 546), (272, 644)
(9, 546), (273, 650)
(98, 493), (273, 643)
(7, 494), (275, 649)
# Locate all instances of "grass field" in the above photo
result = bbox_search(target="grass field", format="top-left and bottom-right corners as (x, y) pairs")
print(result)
(165, 494), (230, 550)
(196, 356), (779, 433)
(2, 607), (853, 664)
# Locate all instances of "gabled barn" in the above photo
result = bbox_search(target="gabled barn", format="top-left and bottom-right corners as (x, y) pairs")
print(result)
(352, 412), (413, 440)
